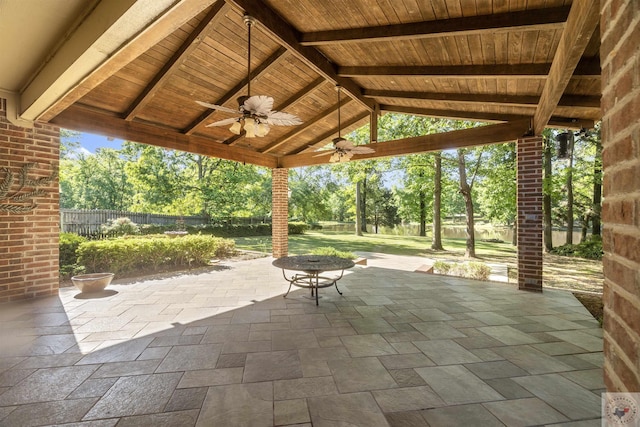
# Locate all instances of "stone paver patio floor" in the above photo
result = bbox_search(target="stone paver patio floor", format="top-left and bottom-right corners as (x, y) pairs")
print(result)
(0, 255), (604, 426)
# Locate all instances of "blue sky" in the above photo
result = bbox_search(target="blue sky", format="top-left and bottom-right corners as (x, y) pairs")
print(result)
(78, 132), (123, 154)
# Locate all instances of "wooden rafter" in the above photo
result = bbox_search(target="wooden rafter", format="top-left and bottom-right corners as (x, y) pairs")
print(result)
(51, 104), (278, 168)
(124, 2), (229, 121)
(227, 77), (325, 146)
(280, 119), (531, 168)
(339, 59), (600, 79)
(224, 0), (375, 112)
(381, 105), (594, 129)
(183, 46), (288, 135)
(300, 6), (569, 45)
(260, 98), (353, 154)
(533, 0), (600, 134)
(293, 111), (370, 154)
(364, 90), (600, 108)
(39, 0), (219, 122)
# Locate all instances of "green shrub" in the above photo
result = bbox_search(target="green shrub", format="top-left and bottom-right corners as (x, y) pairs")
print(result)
(59, 232), (87, 267)
(59, 232), (88, 278)
(310, 246), (357, 259)
(465, 262), (492, 281)
(433, 261), (452, 274)
(77, 235), (235, 275)
(433, 260), (492, 281)
(549, 238), (603, 260)
(139, 222), (308, 238)
(101, 217), (140, 236)
(288, 222), (308, 234)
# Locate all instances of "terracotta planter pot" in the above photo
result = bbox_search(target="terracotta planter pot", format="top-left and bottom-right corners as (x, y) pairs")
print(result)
(71, 273), (114, 293)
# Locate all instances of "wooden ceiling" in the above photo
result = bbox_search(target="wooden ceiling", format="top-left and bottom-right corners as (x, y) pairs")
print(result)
(46, 0), (601, 168)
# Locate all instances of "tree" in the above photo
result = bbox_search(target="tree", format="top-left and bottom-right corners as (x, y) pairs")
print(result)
(591, 124), (603, 237)
(543, 135), (554, 251)
(565, 132), (575, 244)
(457, 147), (485, 258)
(395, 154), (435, 236)
(431, 152), (444, 250)
(476, 142), (517, 244)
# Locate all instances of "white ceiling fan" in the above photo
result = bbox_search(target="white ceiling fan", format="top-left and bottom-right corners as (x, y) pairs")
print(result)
(314, 85), (375, 162)
(196, 14), (302, 138)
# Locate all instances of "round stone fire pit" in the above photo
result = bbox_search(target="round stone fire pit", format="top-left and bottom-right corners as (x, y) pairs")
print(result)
(71, 273), (114, 293)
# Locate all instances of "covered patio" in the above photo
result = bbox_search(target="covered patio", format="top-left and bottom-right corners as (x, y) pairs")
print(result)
(0, 255), (603, 426)
(1, 0), (640, 424)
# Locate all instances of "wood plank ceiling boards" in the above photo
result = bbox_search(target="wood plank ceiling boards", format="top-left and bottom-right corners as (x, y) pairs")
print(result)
(28, 0), (600, 168)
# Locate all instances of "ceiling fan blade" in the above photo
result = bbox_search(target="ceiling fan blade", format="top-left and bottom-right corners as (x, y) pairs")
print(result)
(205, 117), (240, 127)
(349, 146), (375, 154)
(265, 111), (303, 126)
(312, 151), (333, 157)
(334, 138), (355, 150)
(196, 100), (239, 114)
(243, 95), (274, 115)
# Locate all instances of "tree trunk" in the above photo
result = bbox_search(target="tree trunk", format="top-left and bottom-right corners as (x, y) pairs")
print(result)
(592, 138), (602, 237)
(457, 150), (476, 258)
(580, 213), (589, 243)
(360, 178), (368, 233)
(431, 152), (443, 250)
(512, 221), (517, 246)
(355, 181), (363, 236)
(565, 135), (575, 245)
(543, 139), (553, 251)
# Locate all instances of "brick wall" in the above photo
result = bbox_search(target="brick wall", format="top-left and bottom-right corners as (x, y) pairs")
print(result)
(0, 99), (60, 302)
(271, 168), (288, 258)
(516, 136), (543, 292)
(600, 0), (640, 392)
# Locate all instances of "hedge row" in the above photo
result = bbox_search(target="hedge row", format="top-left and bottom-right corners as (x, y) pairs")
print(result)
(139, 221), (308, 237)
(433, 260), (492, 281)
(74, 235), (235, 275)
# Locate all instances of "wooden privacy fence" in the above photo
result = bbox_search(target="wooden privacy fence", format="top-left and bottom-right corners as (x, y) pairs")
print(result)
(60, 209), (207, 236)
(60, 209), (271, 237)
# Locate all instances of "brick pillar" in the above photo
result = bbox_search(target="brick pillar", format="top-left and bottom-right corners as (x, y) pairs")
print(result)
(271, 168), (288, 258)
(0, 98), (60, 302)
(601, 0), (640, 392)
(516, 136), (543, 292)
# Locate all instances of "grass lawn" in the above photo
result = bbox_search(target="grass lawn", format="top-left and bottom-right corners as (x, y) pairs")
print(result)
(234, 230), (604, 294)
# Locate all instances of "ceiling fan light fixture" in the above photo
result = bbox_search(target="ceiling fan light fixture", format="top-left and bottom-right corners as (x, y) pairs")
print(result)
(243, 117), (256, 138)
(229, 120), (242, 135)
(256, 122), (270, 137)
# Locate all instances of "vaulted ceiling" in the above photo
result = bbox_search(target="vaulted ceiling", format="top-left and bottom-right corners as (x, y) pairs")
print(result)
(1, 0), (601, 168)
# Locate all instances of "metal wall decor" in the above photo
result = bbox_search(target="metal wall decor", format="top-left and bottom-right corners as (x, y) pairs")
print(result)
(0, 163), (57, 214)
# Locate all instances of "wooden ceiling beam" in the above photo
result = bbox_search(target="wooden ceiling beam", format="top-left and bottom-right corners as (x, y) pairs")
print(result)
(51, 104), (278, 168)
(280, 119), (531, 168)
(224, 0), (375, 112)
(183, 46), (288, 135)
(381, 105), (593, 130)
(364, 89), (600, 108)
(533, 0), (600, 134)
(300, 6), (569, 45)
(293, 111), (370, 154)
(227, 77), (325, 146)
(339, 59), (600, 79)
(124, 2), (229, 121)
(260, 98), (352, 154)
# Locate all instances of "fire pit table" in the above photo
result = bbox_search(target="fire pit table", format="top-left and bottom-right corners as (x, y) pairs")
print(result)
(272, 255), (355, 305)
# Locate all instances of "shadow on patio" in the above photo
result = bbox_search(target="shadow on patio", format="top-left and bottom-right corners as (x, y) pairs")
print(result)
(0, 256), (603, 426)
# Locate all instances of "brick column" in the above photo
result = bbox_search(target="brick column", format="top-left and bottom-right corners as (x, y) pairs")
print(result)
(601, 0), (640, 392)
(516, 136), (543, 292)
(271, 168), (288, 258)
(0, 98), (60, 302)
